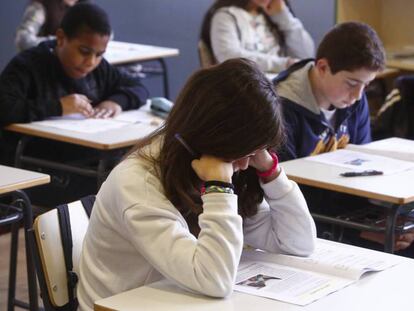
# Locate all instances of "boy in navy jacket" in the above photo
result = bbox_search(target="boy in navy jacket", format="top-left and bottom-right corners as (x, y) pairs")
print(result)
(275, 22), (383, 160)
(274, 22), (414, 254)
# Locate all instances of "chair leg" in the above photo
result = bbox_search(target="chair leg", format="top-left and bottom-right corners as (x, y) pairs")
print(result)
(12, 190), (39, 311)
(7, 222), (19, 311)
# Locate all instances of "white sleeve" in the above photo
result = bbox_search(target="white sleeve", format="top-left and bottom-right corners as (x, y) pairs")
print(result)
(15, 2), (50, 51)
(270, 6), (315, 59)
(243, 168), (316, 256)
(122, 192), (243, 298)
(210, 11), (289, 72)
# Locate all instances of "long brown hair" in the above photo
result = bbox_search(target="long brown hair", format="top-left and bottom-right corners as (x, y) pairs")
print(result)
(131, 58), (285, 233)
(200, 0), (294, 55)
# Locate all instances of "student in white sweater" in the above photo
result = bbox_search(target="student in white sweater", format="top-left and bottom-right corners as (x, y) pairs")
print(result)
(77, 58), (316, 310)
(15, 0), (79, 51)
(200, 0), (315, 73)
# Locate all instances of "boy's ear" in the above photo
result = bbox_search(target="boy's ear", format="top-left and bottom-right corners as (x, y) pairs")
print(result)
(56, 28), (66, 47)
(315, 58), (331, 76)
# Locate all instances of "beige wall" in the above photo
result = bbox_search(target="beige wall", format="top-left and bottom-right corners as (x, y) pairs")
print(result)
(337, 0), (414, 50)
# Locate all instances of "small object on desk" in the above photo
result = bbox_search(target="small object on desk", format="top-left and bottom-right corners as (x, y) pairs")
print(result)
(340, 170), (383, 177)
(150, 97), (173, 119)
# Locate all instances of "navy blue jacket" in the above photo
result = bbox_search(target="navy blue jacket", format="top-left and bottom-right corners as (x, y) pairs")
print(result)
(274, 60), (373, 218)
(274, 60), (372, 161)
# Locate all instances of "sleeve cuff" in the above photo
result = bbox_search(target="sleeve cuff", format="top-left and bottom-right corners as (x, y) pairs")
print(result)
(270, 6), (294, 25)
(47, 99), (63, 117)
(201, 192), (239, 214)
(260, 168), (294, 200)
(107, 93), (130, 110)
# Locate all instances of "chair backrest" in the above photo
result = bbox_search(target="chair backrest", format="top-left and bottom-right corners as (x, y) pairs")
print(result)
(31, 196), (94, 310)
(198, 40), (217, 68)
(397, 75), (414, 139)
(373, 74), (414, 140)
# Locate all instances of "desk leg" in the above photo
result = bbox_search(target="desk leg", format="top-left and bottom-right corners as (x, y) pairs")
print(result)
(13, 190), (39, 311)
(384, 204), (403, 253)
(157, 58), (170, 99)
(97, 152), (112, 188)
(15, 136), (31, 168)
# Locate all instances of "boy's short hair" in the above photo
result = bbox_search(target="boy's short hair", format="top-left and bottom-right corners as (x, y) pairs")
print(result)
(316, 22), (385, 74)
(60, 2), (111, 38)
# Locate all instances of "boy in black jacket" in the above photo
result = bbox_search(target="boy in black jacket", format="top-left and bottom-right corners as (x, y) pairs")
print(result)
(0, 3), (148, 204)
(0, 2), (148, 126)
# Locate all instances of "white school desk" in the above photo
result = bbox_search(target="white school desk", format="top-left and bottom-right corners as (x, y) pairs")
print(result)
(94, 240), (414, 311)
(105, 40), (179, 98)
(280, 157), (414, 253)
(4, 107), (160, 185)
(0, 165), (50, 195)
(0, 165), (50, 311)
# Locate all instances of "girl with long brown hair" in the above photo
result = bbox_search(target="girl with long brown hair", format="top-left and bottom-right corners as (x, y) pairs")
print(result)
(77, 58), (316, 310)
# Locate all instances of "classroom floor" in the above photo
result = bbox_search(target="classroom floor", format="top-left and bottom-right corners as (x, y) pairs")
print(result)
(0, 229), (40, 311)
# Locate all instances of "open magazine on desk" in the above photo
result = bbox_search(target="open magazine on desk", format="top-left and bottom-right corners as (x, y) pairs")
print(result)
(235, 239), (402, 306)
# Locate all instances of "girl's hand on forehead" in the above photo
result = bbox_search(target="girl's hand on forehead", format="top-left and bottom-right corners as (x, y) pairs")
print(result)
(191, 155), (233, 183)
(248, 149), (274, 172)
(264, 0), (285, 15)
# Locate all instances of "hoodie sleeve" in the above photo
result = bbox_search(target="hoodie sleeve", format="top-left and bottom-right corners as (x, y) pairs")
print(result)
(122, 192), (243, 298)
(279, 102), (302, 161)
(100, 59), (149, 111)
(0, 56), (62, 125)
(15, 2), (51, 51)
(243, 169), (316, 256)
(269, 6), (315, 59)
(354, 93), (372, 144)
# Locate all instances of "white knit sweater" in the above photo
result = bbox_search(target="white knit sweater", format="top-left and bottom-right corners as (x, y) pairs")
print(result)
(77, 140), (316, 310)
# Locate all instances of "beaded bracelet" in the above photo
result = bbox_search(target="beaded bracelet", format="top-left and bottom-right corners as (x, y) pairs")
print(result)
(204, 180), (234, 189)
(256, 152), (279, 178)
(201, 180), (234, 195)
(202, 185), (234, 195)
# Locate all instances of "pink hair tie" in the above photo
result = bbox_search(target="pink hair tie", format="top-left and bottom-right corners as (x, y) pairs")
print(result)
(256, 152), (278, 178)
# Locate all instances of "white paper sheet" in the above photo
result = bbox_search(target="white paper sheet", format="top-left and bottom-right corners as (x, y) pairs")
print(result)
(35, 118), (128, 133)
(113, 109), (163, 125)
(305, 149), (414, 175)
(346, 138), (414, 162)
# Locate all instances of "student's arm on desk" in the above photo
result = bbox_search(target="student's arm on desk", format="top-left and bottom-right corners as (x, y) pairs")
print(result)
(268, 4), (315, 59)
(100, 59), (149, 111)
(243, 169), (316, 256)
(354, 94), (372, 144)
(277, 102), (301, 161)
(119, 174), (243, 297)
(0, 59), (61, 125)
